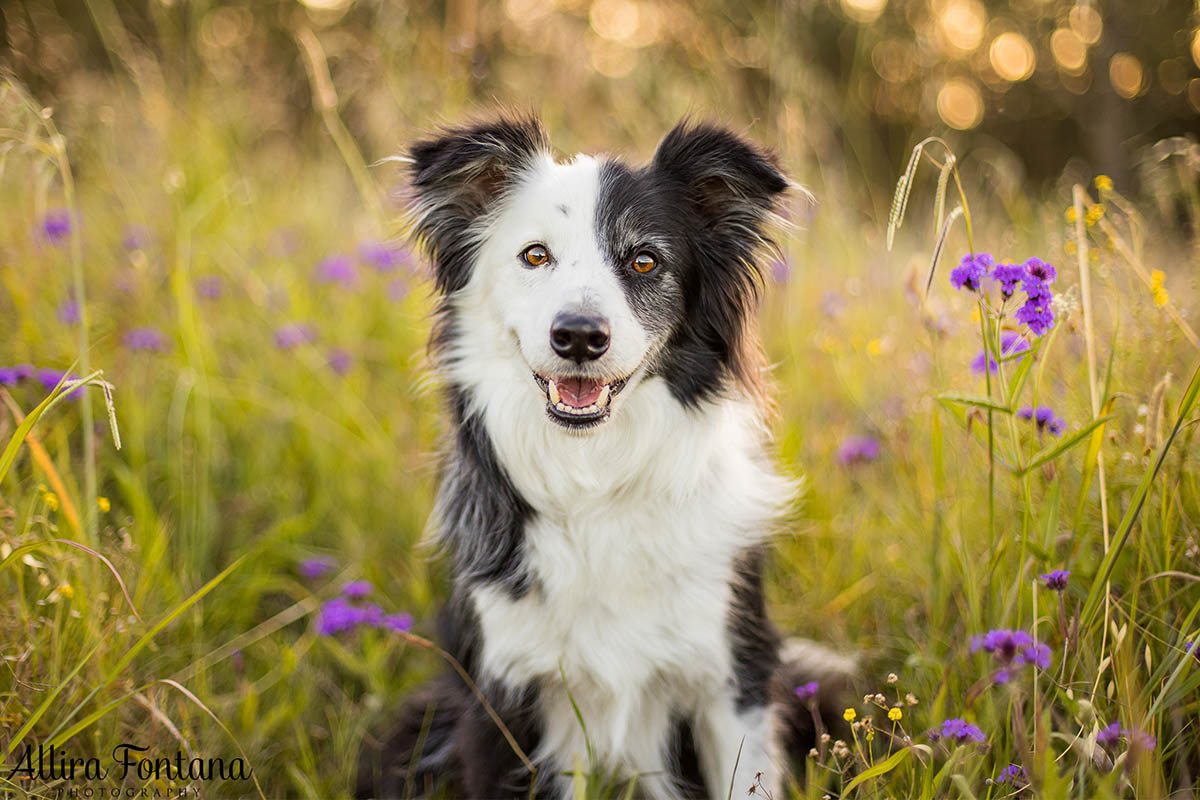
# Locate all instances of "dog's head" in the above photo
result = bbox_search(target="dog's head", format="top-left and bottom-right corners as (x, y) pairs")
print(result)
(407, 114), (787, 433)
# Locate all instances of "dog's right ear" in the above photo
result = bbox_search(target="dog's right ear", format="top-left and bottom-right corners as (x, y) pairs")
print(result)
(407, 115), (548, 294)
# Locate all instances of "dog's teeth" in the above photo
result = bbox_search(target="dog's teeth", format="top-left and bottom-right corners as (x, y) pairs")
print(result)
(548, 379), (560, 405)
(596, 385), (610, 408)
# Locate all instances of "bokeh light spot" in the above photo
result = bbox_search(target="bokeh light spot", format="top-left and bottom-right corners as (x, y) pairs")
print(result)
(938, 0), (986, 53)
(1192, 29), (1200, 70)
(1050, 28), (1087, 74)
(1068, 5), (1103, 45)
(589, 0), (640, 43)
(1109, 52), (1145, 99)
(989, 32), (1035, 81)
(937, 78), (984, 129)
(841, 0), (887, 24)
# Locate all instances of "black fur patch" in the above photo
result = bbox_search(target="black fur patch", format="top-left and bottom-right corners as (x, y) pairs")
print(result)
(408, 114), (548, 296)
(595, 121), (788, 406)
(728, 547), (782, 711)
(433, 385), (535, 599)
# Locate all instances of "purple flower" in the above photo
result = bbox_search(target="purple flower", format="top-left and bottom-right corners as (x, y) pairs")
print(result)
(195, 275), (224, 300)
(1024, 258), (1056, 283)
(991, 263), (1027, 298)
(342, 580), (373, 599)
(36, 368), (82, 398)
(971, 629), (1052, 675)
(0, 365), (35, 387)
(930, 718), (985, 745)
(1017, 405), (1065, 436)
(837, 435), (880, 466)
(299, 556), (336, 579)
(314, 255), (357, 289)
(1016, 258), (1057, 336)
(316, 596), (363, 635)
(327, 348), (352, 375)
(950, 253), (994, 292)
(122, 326), (169, 352)
(273, 322), (317, 350)
(1041, 570), (1070, 591)
(315, 589), (413, 637)
(122, 224), (152, 251)
(40, 209), (74, 245)
(1131, 729), (1156, 752)
(57, 300), (80, 325)
(358, 241), (413, 273)
(770, 258), (791, 284)
(996, 764), (1026, 785)
(794, 681), (819, 701)
(383, 611), (414, 632)
(1186, 641), (1199, 662)
(1097, 722), (1122, 747)
(971, 330), (1030, 375)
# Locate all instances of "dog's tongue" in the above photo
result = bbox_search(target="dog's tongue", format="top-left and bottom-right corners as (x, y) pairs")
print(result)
(557, 377), (605, 408)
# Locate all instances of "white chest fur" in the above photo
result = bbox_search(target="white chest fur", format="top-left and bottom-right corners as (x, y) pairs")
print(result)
(466, 371), (795, 789)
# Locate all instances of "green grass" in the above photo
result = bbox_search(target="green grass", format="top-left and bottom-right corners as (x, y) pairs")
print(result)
(2, 27), (1200, 800)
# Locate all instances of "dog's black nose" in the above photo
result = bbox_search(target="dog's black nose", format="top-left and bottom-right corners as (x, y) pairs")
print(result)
(550, 313), (610, 363)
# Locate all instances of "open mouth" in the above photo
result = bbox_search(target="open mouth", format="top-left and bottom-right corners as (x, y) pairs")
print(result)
(532, 373), (629, 428)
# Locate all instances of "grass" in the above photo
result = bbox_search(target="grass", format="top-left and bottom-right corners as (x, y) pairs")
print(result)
(2, 20), (1200, 799)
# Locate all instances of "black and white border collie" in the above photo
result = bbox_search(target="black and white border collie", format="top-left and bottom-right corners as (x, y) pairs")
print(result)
(360, 115), (841, 799)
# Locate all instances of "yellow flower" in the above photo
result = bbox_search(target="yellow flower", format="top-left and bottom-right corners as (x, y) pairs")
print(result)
(888, 707), (903, 722)
(1150, 269), (1165, 288)
(1085, 204), (1104, 226)
(57, 583), (74, 599)
(1065, 240), (1078, 255)
(866, 338), (883, 357)
(1095, 174), (1113, 193)
(843, 708), (857, 722)
(865, 728), (875, 742)
(1064, 206), (1077, 224)
(97, 497), (111, 513)
(43, 492), (59, 511)
(1153, 286), (1170, 307)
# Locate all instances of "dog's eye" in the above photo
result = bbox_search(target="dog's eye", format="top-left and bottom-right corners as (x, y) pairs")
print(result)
(632, 253), (656, 274)
(521, 244), (550, 267)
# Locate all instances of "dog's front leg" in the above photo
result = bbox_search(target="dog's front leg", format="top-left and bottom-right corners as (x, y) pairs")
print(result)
(694, 699), (781, 799)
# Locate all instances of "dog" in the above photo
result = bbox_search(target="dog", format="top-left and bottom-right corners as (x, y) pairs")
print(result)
(358, 114), (850, 799)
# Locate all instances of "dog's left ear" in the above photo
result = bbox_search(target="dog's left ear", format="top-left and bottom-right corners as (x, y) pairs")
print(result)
(651, 121), (787, 236)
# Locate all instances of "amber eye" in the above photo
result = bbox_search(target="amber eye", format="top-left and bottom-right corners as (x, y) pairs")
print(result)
(521, 244), (550, 267)
(632, 252), (656, 274)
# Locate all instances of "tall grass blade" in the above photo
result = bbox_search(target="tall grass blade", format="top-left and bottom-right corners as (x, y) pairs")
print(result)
(1080, 358), (1200, 627)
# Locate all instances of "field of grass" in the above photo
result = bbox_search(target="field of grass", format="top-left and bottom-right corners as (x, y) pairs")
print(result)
(2, 12), (1200, 799)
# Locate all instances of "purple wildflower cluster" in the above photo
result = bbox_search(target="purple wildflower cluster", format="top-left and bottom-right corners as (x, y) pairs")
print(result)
(949, 254), (1058, 336)
(40, 209), (74, 245)
(299, 556), (336, 579)
(971, 629), (1052, 682)
(995, 763), (1027, 786)
(837, 435), (880, 466)
(1017, 405), (1065, 436)
(1040, 569), (1070, 591)
(793, 681), (819, 702)
(273, 322), (318, 350)
(358, 241), (414, 274)
(314, 255), (358, 289)
(929, 717), (986, 745)
(315, 580), (413, 636)
(971, 330), (1030, 375)
(58, 300), (81, 325)
(1097, 722), (1156, 752)
(0, 365), (82, 398)
(122, 326), (170, 352)
(950, 253), (994, 292)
